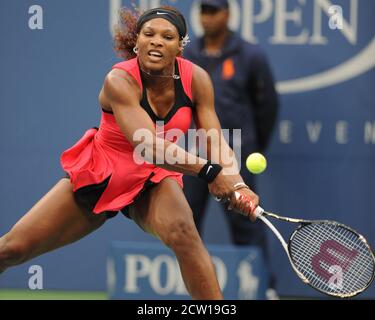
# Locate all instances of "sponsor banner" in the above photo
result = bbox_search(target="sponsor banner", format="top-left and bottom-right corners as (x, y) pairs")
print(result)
(107, 241), (268, 300)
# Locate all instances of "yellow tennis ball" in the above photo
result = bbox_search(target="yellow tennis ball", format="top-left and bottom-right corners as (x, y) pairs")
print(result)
(246, 153), (267, 174)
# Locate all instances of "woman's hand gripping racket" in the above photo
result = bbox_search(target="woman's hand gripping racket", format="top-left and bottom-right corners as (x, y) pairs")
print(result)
(216, 191), (375, 298)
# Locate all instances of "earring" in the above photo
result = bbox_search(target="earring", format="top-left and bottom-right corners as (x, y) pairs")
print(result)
(133, 47), (138, 54)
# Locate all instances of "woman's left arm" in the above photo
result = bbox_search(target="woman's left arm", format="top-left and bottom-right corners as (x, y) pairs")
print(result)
(191, 64), (259, 219)
(191, 64), (240, 177)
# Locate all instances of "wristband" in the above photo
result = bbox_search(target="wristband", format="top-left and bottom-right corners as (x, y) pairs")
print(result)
(198, 161), (223, 183)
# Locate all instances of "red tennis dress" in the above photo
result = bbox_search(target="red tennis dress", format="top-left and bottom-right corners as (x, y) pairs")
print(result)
(61, 57), (194, 216)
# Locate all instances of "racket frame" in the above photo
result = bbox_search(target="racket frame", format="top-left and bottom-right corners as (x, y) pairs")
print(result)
(256, 206), (375, 298)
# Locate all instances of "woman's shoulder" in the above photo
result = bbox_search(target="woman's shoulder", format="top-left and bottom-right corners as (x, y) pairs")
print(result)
(189, 62), (210, 85)
(112, 58), (139, 73)
(176, 56), (193, 70)
(101, 67), (141, 104)
(177, 57), (210, 82)
(111, 58), (143, 91)
(190, 63), (213, 104)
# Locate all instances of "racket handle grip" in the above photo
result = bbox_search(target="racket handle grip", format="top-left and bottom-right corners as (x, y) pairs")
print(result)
(254, 206), (264, 217)
(215, 192), (264, 217)
(234, 191), (264, 217)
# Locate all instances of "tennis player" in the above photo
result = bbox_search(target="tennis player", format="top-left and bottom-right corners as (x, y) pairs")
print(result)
(0, 6), (258, 299)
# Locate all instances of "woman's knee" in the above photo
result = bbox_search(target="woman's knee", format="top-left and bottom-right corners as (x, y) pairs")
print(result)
(161, 217), (202, 251)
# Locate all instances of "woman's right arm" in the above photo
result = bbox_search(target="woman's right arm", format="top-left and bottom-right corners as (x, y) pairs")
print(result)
(99, 69), (206, 177)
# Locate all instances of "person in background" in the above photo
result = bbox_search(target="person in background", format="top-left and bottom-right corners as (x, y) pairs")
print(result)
(183, 0), (279, 299)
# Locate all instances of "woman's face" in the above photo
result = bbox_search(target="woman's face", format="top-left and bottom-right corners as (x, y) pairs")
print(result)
(137, 18), (182, 74)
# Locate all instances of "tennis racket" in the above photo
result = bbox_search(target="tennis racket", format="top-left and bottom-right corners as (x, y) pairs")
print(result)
(217, 192), (375, 298)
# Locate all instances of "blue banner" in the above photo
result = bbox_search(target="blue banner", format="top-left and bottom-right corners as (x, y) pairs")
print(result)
(108, 241), (268, 300)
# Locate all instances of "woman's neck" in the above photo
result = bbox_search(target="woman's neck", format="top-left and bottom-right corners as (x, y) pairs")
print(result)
(139, 60), (177, 90)
(142, 72), (175, 92)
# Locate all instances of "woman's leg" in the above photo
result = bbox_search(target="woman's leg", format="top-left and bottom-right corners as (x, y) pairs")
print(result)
(129, 178), (223, 300)
(0, 178), (107, 273)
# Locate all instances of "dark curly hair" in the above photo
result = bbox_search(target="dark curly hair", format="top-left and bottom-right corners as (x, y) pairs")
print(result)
(114, 6), (186, 60)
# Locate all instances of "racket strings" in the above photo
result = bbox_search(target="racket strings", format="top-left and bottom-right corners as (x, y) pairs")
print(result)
(293, 226), (372, 294)
(289, 223), (374, 296)
(292, 234), (371, 293)
(293, 227), (372, 289)
(291, 237), (365, 294)
(292, 225), (372, 293)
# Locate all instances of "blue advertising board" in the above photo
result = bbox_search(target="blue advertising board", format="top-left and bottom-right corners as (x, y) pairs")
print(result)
(107, 241), (268, 300)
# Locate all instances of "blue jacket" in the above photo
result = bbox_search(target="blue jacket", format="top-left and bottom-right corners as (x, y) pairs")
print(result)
(184, 32), (279, 155)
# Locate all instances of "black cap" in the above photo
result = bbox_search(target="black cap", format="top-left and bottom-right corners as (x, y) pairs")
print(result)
(200, 0), (229, 9)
